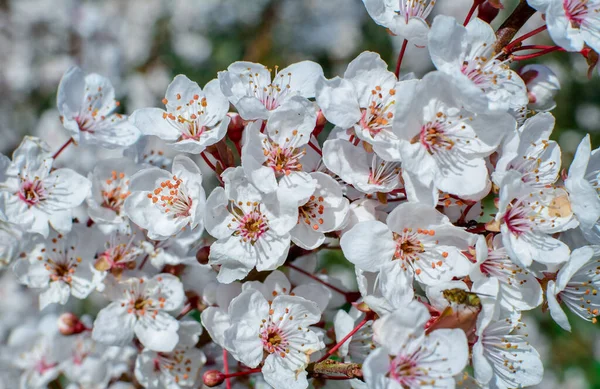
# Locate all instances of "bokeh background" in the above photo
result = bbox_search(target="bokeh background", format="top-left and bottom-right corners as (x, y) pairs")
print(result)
(1, 0), (600, 387)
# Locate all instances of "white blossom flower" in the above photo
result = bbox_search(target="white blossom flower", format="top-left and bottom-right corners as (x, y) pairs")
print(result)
(223, 289), (324, 389)
(316, 51), (417, 160)
(0, 220), (31, 269)
(86, 157), (143, 226)
(494, 112), (561, 189)
(291, 172), (349, 249)
(135, 320), (206, 389)
(520, 64), (561, 111)
(472, 310), (544, 388)
(527, 0), (600, 53)
(341, 202), (476, 294)
(204, 167), (296, 283)
(565, 134), (600, 243)
(218, 60), (323, 121)
(495, 171), (575, 268)
(363, 300), (468, 388)
(92, 229), (146, 281)
(0, 137), (91, 237)
(393, 72), (515, 198)
(546, 246), (600, 331)
(124, 155), (206, 241)
(241, 100), (318, 203)
(428, 16), (528, 112)
(12, 226), (99, 310)
(131, 75), (230, 154)
(57, 66), (140, 148)
(470, 235), (543, 313)
(92, 273), (185, 352)
(362, 0), (437, 45)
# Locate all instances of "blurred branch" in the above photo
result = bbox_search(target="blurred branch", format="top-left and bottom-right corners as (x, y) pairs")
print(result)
(493, 0), (537, 53)
(243, 2), (279, 62)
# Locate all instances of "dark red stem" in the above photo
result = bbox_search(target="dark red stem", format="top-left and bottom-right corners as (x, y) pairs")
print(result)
(503, 24), (548, 53)
(512, 46), (563, 61)
(52, 138), (74, 160)
(394, 39), (408, 78)
(464, 0), (484, 25)
(318, 318), (368, 362)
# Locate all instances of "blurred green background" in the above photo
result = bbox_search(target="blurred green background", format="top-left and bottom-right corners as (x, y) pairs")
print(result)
(1, 0), (599, 386)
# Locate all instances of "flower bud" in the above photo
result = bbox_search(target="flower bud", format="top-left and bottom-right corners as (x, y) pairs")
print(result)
(477, 1), (501, 24)
(519, 64), (560, 111)
(58, 313), (88, 336)
(227, 113), (245, 143)
(196, 245), (210, 265)
(312, 110), (327, 138)
(203, 370), (225, 387)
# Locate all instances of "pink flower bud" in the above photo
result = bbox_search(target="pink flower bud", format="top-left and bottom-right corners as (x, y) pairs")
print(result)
(58, 313), (88, 336)
(203, 370), (225, 387)
(477, 1), (501, 24)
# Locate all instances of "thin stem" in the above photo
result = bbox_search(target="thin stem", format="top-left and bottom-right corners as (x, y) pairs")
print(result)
(457, 202), (476, 225)
(200, 151), (217, 172)
(176, 303), (193, 320)
(138, 254), (149, 270)
(503, 24), (547, 53)
(508, 44), (556, 53)
(308, 140), (323, 156)
(222, 367), (262, 379)
(512, 46), (563, 61)
(223, 349), (232, 389)
(464, 0), (483, 26)
(318, 318), (368, 362)
(286, 263), (358, 303)
(52, 138), (74, 160)
(394, 39), (408, 78)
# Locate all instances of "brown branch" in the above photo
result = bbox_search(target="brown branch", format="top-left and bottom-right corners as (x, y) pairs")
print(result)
(493, 0), (537, 53)
(307, 360), (363, 379)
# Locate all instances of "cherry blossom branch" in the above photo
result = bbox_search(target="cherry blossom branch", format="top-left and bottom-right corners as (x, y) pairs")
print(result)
(307, 360), (363, 379)
(503, 24), (548, 53)
(52, 138), (73, 160)
(394, 39), (408, 78)
(318, 317), (368, 362)
(286, 263), (361, 303)
(464, 0), (484, 26)
(493, 0), (537, 53)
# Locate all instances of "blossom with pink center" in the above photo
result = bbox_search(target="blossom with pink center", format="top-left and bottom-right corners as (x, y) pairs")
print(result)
(0, 137), (91, 238)
(222, 289), (324, 389)
(528, 0), (600, 53)
(495, 171), (576, 268)
(242, 98), (318, 204)
(204, 167), (297, 283)
(363, 300), (468, 389)
(362, 0), (437, 45)
(218, 60), (323, 121)
(12, 226), (99, 310)
(93, 230), (145, 282)
(393, 72), (514, 199)
(57, 67), (140, 148)
(316, 52), (416, 161)
(341, 202), (476, 300)
(92, 273), (185, 352)
(124, 155), (205, 241)
(131, 75), (230, 154)
(428, 16), (528, 113)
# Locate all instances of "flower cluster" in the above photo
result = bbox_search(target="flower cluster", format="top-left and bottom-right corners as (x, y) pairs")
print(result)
(1, 1), (600, 388)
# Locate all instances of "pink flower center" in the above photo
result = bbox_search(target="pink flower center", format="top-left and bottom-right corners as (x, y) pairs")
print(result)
(367, 157), (401, 187)
(502, 201), (533, 236)
(563, 0), (598, 27)
(418, 122), (455, 154)
(147, 176), (193, 218)
(228, 201), (269, 245)
(34, 357), (57, 374)
(263, 137), (305, 177)
(261, 325), (289, 357)
(388, 353), (420, 385)
(399, 0), (436, 22)
(18, 179), (47, 206)
(246, 66), (292, 111)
